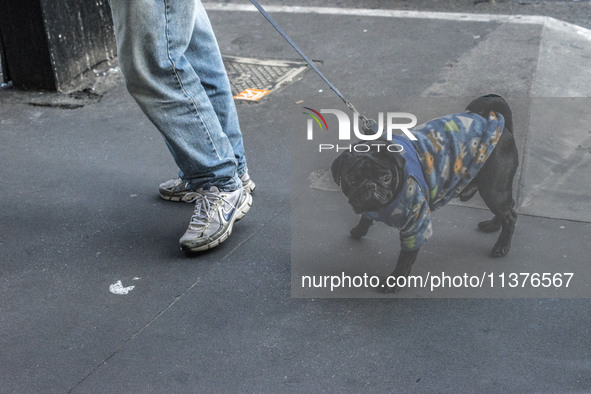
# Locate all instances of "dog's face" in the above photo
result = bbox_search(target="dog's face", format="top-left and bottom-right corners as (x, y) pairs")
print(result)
(331, 146), (406, 214)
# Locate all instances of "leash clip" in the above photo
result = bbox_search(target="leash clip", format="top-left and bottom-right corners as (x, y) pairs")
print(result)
(249, 0), (379, 134)
(359, 114), (378, 135)
(347, 101), (378, 135)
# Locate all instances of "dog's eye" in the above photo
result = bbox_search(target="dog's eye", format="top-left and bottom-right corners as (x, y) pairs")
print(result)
(380, 175), (392, 183)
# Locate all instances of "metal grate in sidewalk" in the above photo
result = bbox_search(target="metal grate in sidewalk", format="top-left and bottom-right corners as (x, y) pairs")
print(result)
(223, 55), (310, 102)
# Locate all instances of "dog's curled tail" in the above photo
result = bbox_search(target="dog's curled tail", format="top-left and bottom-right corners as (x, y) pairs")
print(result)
(465, 94), (514, 134)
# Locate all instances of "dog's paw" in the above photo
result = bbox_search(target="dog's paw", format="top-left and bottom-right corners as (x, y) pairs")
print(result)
(378, 278), (400, 294)
(478, 217), (502, 233)
(350, 218), (373, 239)
(350, 226), (368, 239)
(491, 242), (511, 257)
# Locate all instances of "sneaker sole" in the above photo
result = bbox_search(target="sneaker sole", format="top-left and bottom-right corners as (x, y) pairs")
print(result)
(180, 192), (253, 253)
(242, 179), (256, 194)
(159, 192), (199, 202)
(161, 181), (255, 202)
(160, 194), (184, 202)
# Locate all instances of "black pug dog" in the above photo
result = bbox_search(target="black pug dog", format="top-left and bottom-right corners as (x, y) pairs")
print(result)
(331, 94), (519, 292)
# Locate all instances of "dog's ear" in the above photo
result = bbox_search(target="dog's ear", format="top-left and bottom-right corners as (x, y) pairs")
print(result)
(331, 151), (352, 187)
(372, 145), (407, 194)
(372, 142), (406, 172)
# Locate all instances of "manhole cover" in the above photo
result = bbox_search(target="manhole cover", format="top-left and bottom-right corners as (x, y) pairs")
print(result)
(223, 55), (310, 102)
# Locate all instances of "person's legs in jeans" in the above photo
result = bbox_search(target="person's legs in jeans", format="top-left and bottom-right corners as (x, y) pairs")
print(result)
(110, 0), (240, 190)
(159, 0), (254, 200)
(185, 0), (248, 178)
(109, 0), (252, 251)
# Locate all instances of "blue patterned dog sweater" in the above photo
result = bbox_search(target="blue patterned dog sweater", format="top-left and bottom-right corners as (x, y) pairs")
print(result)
(363, 111), (505, 251)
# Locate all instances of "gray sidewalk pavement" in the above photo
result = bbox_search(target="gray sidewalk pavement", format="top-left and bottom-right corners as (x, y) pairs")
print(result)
(2, 2), (591, 392)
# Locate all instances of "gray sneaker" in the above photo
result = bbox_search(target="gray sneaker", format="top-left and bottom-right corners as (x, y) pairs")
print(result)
(239, 172), (256, 194)
(179, 186), (252, 252)
(159, 173), (255, 201)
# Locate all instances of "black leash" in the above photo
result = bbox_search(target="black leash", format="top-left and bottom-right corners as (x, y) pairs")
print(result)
(248, 0), (376, 132)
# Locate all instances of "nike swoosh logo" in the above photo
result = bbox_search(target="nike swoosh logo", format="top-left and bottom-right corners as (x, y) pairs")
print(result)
(223, 207), (235, 222)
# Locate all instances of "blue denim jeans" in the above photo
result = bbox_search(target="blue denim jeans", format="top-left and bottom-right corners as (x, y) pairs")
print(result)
(109, 0), (247, 191)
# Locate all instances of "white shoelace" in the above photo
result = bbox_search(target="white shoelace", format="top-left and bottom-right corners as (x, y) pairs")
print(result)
(186, 190), (237, 227)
